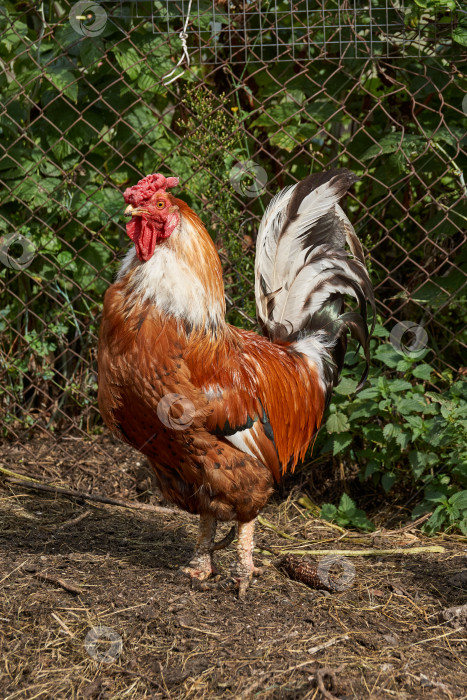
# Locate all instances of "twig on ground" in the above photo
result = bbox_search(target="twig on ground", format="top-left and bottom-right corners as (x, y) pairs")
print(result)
(3, 476), (181, 515)
(307, 636), (350, 655)
(51, 611), (74, 637)
(389, 512), (433, 532)
(0, 561), (26, 586)
(277, 546), (445, 556)
(411, 627), (464, 645)
(258, 515), (301, 540)
(0, 465), (41, 482)
(177, 620), (221, 637)
(54, 510), (91, 531)
(34, 572), (83, 595)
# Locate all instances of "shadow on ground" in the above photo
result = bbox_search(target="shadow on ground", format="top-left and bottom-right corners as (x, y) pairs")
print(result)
(0, 437), (466, 699)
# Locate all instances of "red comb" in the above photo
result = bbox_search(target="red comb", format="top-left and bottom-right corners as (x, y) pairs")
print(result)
(123, 173), (179, 206)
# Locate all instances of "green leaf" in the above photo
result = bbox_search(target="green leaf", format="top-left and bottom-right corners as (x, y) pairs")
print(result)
(383, 423), (400, 440)
(424, 485), (450, 503)
(305, 100), (338, 122)
(113, 44), (142, 80)
(362, 133), (426, 161)
(381, 473), (397, 492)
(124, 104), (160, 140)
(387, 379), (413, 393)
(44, 67), (78, 102)
(337, 493), (375, 531)
(372, 324), (390, 338)
(349, 511), (376, 531)
(452, 19), (467, 46)
(395, 430), (411, 450)
(349, 401), (380, 420)
(357, 386), (380, 400)
(270, 127), (300, 152)
(320, 503), (338, 521)
(321, 432), (353, 455)
(449, 490), (467, 512)
(363, 460), (381, 479)
(374, 344), (402, 368)
(409, 451), (437, 479)
(363, 425), (384, 443)
(397, 358), (416, 372)
(137, 72), (163, 94)
(321, 495), (374, 531)
(80, 38), (104, 69)
(424, 505), (447, 534)
(412, 364), (433, 381)
(426, 392), (454, 408)
(326, 412), (350, 434)
(332, 433), (353, 455)
(335, 377), (359, 395)
(396, 397), (427, 415)
(339, 492), (356, 515)
(251, 102), (298, 128)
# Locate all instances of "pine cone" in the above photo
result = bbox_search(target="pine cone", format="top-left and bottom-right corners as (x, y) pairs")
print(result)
(279, 555), (333, 591)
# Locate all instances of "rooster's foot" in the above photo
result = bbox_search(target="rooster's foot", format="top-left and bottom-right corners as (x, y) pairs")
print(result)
(235, 565), (264, 599)
(235, 520), (262, 598)
(182, 514), (218, 582)
(181, 554), (216, 582)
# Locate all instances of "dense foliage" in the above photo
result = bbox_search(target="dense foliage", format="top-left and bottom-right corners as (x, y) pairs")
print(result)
(0, 1), (466, 530)
(317, 324), (467, 534)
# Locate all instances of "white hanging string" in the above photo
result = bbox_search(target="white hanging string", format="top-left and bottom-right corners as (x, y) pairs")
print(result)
(163, 0), (193, 86)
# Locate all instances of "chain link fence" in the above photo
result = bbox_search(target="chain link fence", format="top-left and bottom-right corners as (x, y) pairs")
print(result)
(1, 1), (466, 464)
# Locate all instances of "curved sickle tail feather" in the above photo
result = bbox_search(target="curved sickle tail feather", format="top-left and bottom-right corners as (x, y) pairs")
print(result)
(255, 168), (375, 407)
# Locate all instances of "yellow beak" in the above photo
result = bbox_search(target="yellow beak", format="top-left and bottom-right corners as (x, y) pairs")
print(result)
(124, 204), (150, 217)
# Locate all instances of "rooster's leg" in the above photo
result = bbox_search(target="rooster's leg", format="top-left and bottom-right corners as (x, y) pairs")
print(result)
(236, 519), (263, 598)
(182, 514), (217, 581)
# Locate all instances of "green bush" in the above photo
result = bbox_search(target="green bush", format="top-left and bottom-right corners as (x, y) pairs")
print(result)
(317, 324), (467, 534)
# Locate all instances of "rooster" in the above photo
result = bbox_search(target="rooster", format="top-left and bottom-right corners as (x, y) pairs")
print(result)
(98, 170), (374, 596)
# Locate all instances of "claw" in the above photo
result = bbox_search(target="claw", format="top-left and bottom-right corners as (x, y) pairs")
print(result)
(235, 566), (264, 598)
(181, 553), (216, 581)
(181, 565), (212, 582)
(181, 514), (217, 583)
(238, 577), (250, 599)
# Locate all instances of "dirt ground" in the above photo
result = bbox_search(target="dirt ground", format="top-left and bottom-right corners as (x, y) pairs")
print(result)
(0, 435), (466, 699)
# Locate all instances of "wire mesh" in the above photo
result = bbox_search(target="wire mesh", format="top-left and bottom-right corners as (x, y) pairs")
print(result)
(89, 0), (455, 61)
(0, 1), (465, 465)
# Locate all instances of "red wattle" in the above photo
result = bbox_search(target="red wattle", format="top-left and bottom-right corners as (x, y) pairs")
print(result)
(126, 212), (179, 261)
(126, 217), (159, 262)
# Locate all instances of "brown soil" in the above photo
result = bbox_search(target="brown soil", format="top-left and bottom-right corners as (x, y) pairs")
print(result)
(0, 436), (466, 699)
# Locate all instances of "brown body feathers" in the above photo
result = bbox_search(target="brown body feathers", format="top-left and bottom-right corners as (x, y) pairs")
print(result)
(98, 170), (374, 525)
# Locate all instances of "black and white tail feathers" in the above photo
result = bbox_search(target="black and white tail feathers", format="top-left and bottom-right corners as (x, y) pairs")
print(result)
(255, 169), (375, 403)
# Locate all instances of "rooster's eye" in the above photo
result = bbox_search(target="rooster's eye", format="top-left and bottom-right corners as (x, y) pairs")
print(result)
(156, 201), (165, 209)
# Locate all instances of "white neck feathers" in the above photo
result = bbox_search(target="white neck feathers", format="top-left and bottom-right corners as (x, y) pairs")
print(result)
(117, 215), (225, 331)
